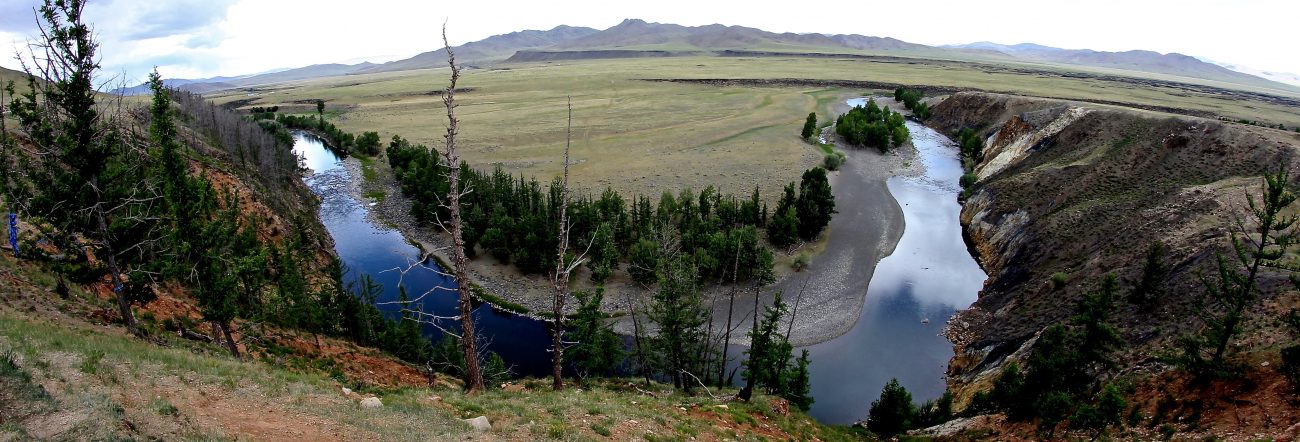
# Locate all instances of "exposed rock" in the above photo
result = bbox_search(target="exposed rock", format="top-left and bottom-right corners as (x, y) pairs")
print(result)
(462, 416), (491, 431)
(359, 397), (383, 408)
(928, 91), (1300, 408)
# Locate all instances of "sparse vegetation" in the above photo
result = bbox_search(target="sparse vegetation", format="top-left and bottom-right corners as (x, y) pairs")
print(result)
(1178, 165), (1297, 379)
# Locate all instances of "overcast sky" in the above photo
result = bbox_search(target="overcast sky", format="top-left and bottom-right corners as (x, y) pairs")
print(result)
(0, 0), (1295, 85)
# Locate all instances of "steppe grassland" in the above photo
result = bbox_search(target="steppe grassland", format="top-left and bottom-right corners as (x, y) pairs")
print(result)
(211, 56), (1300, 199)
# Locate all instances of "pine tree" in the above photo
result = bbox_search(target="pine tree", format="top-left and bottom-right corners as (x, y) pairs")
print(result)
(795, 167), (835, 240)
(786, 349), (814, 411)
(801, 112), (818, 139)
(1129, 241), (1168, 307)
(586, 224), (618, 283)
(1181, 164), (1297, 377)
(649, 249), (708, 391)
(567, 287), (624, 380)
(867, 379), (915, 438)
(742, 292), (793, 393)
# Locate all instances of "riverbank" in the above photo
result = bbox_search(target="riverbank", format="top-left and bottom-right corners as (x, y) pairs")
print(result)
(340, 94), (919, 345)
(744, 95), (922, 347)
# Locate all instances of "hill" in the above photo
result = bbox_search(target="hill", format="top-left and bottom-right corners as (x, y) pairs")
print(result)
(124, 21), (1296, 96)
(551, 18), (928, 53)
(947, 42), (1297, 92)
(355, 25), (599, 74)
(115, 26), (600, 95)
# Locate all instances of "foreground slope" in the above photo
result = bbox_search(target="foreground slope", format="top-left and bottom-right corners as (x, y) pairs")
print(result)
(0, 254), (857, 441)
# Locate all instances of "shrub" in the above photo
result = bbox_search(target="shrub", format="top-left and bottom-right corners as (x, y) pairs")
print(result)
(792, 252), (810, 271)
(960, 173), (978, 189)
(1051, 272), (1068, 290)
(823, 151), (846, 171)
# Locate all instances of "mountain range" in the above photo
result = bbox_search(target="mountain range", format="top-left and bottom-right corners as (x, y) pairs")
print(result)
(117, 19), (1299, 95)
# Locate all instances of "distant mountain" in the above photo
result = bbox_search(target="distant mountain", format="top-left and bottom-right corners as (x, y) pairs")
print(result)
(356, 25), (599, 74)
(1201, 59), (1300, 88)
(552, 19), (927, 53)
(115, 63), (376, 95)
(114, 26), (598, 95)
(115, 21), (1295, 96)
(945, 42), (1293, 91)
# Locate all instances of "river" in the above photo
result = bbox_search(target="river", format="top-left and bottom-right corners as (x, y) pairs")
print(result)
(802, 99), (986, 423)
(292, 105), (985, 424)
(295, 131), (555, 378)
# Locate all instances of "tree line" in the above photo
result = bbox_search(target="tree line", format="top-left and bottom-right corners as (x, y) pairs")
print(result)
(893, 87), (931, 120)
(386, 136), (834, 284)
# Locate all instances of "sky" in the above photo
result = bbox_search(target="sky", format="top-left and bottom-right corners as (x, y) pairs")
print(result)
(0, 0), (1296, 85)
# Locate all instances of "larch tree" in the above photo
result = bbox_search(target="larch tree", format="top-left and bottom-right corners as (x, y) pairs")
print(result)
(10, 0), (143, 335)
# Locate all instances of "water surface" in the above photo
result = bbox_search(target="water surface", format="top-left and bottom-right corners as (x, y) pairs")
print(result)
(803, 103), (986, 424)
(294, 131), (554, 377)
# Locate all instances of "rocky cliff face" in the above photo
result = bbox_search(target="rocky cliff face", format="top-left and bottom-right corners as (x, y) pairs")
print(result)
(927, 92), (1300, 404)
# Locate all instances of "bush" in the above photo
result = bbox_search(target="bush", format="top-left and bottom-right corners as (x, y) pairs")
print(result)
(1051, 272), (1068, 290)
(823, 151), (846, 171)
(959, 173), (978, 188)
(792, 252), (810, 271)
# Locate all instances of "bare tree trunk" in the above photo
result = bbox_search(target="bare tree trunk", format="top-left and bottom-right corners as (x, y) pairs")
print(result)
(739, 281), (760, 401)
(92, 177), (139, 336)
(219, 320), (240, 359)
(774, 277), (809, 384)
(440, 25), (484, 394)
(717, 240), (742, 388)
(629, 298), (652, 386)
(550, 98), (575, 391)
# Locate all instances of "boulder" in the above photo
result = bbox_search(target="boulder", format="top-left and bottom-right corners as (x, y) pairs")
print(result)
(360, 397), (383, 408)
(462, 415), (491, 431)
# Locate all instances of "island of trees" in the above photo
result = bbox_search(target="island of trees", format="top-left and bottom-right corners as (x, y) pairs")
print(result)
(835, 98), (909, 153)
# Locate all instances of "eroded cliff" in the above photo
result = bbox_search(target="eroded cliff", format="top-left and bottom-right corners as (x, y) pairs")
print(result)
(927, 92), (1300, 405)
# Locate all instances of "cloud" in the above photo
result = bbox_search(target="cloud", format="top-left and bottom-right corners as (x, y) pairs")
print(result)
(0, 1), (43, 33)
(88, 0), (238, 40)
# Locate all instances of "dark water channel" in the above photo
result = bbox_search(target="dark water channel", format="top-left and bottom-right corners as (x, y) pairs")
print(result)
(294, 131), (554, 378)
(801, 100), (987, 424)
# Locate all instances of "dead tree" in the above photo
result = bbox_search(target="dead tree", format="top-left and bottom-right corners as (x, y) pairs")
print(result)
(439, 24), (485, 393)
(550, 97), (584, 391)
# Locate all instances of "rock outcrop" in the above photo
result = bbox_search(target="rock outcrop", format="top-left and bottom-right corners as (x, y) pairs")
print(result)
(927, 92), (1300, 406)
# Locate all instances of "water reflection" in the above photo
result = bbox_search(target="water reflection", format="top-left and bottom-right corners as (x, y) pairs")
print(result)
(803, 118), (986, 424)
(292, 132), (554, 378)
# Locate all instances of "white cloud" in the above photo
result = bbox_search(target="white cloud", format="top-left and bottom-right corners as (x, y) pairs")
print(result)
(0, 0), (1296, 84)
